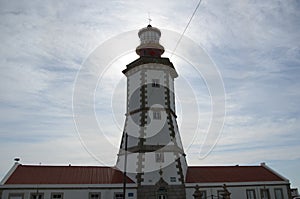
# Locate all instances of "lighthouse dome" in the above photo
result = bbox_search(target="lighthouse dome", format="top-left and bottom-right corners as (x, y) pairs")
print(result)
(136, 25), (165, 57)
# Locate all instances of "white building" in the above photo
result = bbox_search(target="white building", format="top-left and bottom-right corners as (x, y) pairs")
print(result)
(0, 162), (292, 199)
(0, 25), (293, 199)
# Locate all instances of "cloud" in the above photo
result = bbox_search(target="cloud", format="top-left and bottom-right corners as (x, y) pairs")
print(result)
(189, 144), (300, 165)
(0, 0), (299, 189)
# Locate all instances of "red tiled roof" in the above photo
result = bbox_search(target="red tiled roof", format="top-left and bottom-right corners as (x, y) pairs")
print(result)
(4, 165), (286, 185)
(186, 166), (286, 183)
(5, 165), (134, 184)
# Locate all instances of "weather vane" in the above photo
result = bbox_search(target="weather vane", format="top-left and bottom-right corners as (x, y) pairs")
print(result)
(148, 12), (152, 25)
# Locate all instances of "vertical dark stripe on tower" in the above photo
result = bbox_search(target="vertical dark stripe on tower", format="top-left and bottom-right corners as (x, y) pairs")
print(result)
(136, 69), (147, 185)
(164, 71), (185, 185)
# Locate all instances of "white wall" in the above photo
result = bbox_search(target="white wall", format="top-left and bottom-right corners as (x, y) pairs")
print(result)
(1, 182), (290, 199)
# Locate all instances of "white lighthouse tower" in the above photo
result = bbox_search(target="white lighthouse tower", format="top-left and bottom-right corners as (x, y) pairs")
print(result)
(116, 24), (187, 199)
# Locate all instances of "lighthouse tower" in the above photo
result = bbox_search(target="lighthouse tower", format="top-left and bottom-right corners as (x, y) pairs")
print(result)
(116, 25), (187, 199)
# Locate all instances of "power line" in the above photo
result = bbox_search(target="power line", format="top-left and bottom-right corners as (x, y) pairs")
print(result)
(147, 0), (203, 100)
(171, 0), (202, 57)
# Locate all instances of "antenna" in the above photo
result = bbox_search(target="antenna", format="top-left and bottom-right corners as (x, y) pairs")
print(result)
(148, 12), (152, 25)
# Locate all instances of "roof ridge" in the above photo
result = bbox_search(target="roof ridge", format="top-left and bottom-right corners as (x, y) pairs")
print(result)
(260, 163), (289, 182)
(0, 162), (20, 185)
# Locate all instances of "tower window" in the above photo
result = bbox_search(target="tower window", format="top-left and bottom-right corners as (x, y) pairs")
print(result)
(152, 79), (160, 87)
(155, 152), (164, 163)
(153, 111), (161, 120)
(170, 177), (176, 182)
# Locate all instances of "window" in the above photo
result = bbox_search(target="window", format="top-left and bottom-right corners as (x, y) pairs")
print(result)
(8, 193), (24, 199)
(217, 190), (224, 199)
(246, 189), (256, 199)
(152, 79), (160, 88)
(157, 187), (167, 199)
(51, 193), (63, 199)
(158, 195), (167, 199)
(30, 193), (44, 199)
(170, 177), (176, 182)
(114, 193), (124, 199)
(200, 191), (207, 199)
(128, 193), (134, 197)
(89, 193), (101, 199)
(153, 111), (161, 120)
(260, 189), (270, 199)
(155, 152), (164, 163)
(274, 189), (283, 199)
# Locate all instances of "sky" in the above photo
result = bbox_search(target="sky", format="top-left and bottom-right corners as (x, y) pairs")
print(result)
(0, 0), (300, 189)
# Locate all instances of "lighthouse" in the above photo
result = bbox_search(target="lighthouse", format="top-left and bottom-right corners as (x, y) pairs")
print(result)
(116, 24), (187, 199)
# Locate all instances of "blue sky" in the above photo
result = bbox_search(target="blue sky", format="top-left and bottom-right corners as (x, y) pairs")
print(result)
(0, 0), (300, 189)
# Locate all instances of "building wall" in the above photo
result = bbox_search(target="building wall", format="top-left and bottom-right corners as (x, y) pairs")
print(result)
(1, 182), (291, 199)
(186, 182), (290, 199)
(1, 186), (137, 199)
